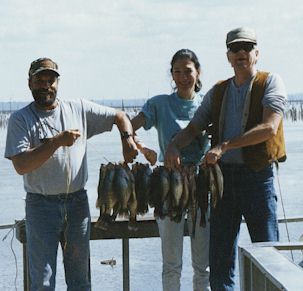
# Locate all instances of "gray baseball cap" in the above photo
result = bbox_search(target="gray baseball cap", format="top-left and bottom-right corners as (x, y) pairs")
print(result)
(226, 27), (257, 46)
(28, 57), (60, 78)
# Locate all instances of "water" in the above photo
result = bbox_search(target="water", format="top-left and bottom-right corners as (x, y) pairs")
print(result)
(1, 120), (303, 291)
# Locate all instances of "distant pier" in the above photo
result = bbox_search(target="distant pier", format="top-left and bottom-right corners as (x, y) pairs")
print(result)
(285, 100), (303, 122)
(1, 100), (303, 129)
(0, 112), (9, 129)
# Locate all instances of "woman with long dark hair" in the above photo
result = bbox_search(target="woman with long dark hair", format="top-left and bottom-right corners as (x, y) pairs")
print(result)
(132, 49), (210, 291)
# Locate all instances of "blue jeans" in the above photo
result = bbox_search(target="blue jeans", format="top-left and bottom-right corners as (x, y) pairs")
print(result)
(25, 189), (91, 291)
(209, 163), (279, 291)
(157, 208), (210, 291)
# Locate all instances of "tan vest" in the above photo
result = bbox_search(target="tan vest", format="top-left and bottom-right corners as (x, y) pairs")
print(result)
(211, 71), (286, 171)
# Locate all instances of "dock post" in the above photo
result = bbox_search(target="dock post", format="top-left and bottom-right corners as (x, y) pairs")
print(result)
(22, 243), (30, 291)
(122, 238), (130, 291)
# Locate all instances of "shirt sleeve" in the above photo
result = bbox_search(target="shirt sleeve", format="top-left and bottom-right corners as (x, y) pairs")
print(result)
(262, 73), (287, 115)
(191, 87), (214, 130)
(4, 111), (30, 159)
(141, 97), (158, 130)
(81, 99), (117, 138)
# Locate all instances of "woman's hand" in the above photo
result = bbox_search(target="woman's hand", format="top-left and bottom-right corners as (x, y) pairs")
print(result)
(141, 147), (157, 165)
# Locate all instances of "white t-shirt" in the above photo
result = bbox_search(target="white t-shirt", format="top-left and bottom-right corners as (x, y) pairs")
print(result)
(5, 98), (116, 195)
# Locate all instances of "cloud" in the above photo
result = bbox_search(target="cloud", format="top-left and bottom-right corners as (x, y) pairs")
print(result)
(0, 0), (302, 101)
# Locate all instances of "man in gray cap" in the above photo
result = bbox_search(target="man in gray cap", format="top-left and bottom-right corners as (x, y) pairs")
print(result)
(164, 27), (287, 290)
(5, 57), (138, 290)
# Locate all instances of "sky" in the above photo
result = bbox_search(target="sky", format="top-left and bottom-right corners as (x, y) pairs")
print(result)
(0, 0), (302, 102)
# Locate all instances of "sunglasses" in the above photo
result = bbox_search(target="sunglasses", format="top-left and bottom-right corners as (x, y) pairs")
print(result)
(227, 42), (255, 53)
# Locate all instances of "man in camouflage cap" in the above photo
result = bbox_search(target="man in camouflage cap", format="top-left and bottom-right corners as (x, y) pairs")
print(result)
(27, 58), (60, 109)
(28, 57), (60, 77)
(5, 57), (138, 290)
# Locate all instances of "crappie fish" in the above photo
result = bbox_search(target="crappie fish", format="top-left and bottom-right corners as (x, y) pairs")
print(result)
(122, 164), (138, 231)
(187, 165), (198, 237)
(148, 166), (158, 209)
(112, 163), (132, 218)
(95, 162), (138, 231)
(169, 168), (183, 222)
(196, 165), (209, 227)
(96, 163), (107, 209)
(95, 163), (116, 230)
(173, 166), (191, 223)
(150, 166), (170, 219)
(132, 163), (152, 215)
(181, 167), (189, 209)
(208, 163), (224, 208)
(159, 166), (171, 203)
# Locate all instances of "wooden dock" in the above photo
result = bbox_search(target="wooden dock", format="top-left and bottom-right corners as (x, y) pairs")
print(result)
(239, 243), (303, 290)
(13, 215), (303, 291)
(15, 214), (190, 291)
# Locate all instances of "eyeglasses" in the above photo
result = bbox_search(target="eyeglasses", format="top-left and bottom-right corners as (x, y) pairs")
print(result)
(227, 42), (255, 53)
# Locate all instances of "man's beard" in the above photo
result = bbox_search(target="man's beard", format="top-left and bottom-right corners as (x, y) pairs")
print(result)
(32, 89), (57, 108)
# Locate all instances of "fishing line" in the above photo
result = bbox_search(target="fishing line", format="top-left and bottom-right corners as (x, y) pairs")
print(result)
(10, 224), (18, 291)
(62, 143), (72, 252)
(103, 156), (110, 163)
(62, 146), (71, 250)
(274, 161), (294, 261)
(2, 219), (25, 291)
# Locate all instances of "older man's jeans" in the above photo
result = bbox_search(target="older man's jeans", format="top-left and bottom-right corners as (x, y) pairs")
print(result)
(157, 208), (210, 291)
(209, 164), (279, 291)
(25, 189), (91, 291)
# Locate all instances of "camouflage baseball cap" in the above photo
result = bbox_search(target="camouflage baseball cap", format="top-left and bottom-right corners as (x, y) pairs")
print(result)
(226, 27), (257, 46)
(28, 57), (60, 78)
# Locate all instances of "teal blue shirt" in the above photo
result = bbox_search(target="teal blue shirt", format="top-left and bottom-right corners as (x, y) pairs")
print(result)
(141, 92), (209, 165)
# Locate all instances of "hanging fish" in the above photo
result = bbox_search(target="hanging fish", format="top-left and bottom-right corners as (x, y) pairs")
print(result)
(95, 163), (116, 230)
(171, 166), (190, 223)
(95, 162), (138, 231)
(111, 163), (132, 219)
(122, 164), (138, 231)
(132, 162), (152, 215)
(158, 166), (171, 209)
(150, 166), (170, 219)
(208, 163), (224, 208)
(169, 167), (183, 222)
(187, 165), (198, 237)
(96, 163), (107, 209)
(196, 165), (209, 227)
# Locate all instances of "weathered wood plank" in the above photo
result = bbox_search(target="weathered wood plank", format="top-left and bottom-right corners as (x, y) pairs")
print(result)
(239, 246), (303, 291)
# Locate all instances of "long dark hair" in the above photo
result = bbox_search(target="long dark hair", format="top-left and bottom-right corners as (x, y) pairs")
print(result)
(170, 49), (202, 92)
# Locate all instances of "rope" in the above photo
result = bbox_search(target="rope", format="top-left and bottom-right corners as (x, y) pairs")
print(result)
(274, 161), (294, 261)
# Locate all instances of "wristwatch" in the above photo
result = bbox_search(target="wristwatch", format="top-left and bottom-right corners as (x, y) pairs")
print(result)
(121, 131), (132, 139)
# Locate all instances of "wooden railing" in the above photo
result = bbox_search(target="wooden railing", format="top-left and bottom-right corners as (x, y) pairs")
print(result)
(13, 215), (303, 291)
(15, 214), (191, 291)
(239, 242), (303, 290)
